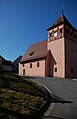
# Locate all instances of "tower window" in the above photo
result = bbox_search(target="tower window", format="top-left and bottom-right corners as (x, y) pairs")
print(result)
(71, 67), (73, 73)
(37, 62), (40, 67)
(55, 68), (57, 72)
(49, 33), (52, 37)
(30, 63), (32, 68)
(60, 29), (62, 37)
(60, 29), (62, 33)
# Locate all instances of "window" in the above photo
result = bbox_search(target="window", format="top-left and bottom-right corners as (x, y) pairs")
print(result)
(55, 68), (57, 72)
(71, 68), (73, 73)
(29, 52), (34, 56)
(30, 63), (32, 68)
(60, 29), (62, 37)
(23, 63), (24, 67)
(60, 29), (62, 33)
(49, 32), (52, 37)
(37, 62), (39, 67)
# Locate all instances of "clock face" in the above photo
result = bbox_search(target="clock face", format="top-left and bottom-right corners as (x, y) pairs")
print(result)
(54, 32), (58, 37)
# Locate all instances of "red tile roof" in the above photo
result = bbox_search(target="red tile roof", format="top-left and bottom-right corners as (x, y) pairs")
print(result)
(20, 39), (48, 63)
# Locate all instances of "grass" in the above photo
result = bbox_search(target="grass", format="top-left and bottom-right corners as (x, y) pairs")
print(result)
(0, 72), (45, 119)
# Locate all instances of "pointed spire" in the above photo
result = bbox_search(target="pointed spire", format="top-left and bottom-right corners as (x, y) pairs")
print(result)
(61, 5), (64, 15)
(62, 10), (64, 15)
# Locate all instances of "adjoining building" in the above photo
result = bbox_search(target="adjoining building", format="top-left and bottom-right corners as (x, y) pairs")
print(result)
(0, 55), (12, 72)
(19, 12), (77, 78)
(12, 55), (22, 73)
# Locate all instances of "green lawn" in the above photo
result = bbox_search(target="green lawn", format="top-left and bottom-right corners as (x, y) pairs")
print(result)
(0, 72), (45, 119)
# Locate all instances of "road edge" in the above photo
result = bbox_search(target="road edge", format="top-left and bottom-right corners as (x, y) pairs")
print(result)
(29, 79), (55, 119)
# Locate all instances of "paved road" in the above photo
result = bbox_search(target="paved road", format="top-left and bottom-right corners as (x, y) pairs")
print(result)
(30, 77), (77, 119)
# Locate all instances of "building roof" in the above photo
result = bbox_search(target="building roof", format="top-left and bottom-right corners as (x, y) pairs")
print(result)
(0, 55), (12, 66)
(20, 39), (48, 63)
(13, 55), (22, 65)
(47, 14), (77, 31)
(0, 55), (6, 61)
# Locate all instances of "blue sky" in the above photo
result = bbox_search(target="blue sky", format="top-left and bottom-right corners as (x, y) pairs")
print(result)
(0, 0), (77, 61)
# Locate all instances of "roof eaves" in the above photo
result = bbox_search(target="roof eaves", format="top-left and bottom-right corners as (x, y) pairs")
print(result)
(20, 56), (46, 63)
(47, 22), (64, 31)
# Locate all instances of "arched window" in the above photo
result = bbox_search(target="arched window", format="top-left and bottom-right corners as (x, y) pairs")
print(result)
(30, 63), (32, 68)
(37, 62), (39, 67)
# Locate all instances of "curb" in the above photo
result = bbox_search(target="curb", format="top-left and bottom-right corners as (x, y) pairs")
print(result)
(28, 79), (55, 119)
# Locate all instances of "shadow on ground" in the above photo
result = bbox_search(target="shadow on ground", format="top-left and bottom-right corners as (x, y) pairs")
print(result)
(44, 115), (65, 119)
(25, 76), (73, 119)
(51, 94), (73, 104)
(42, 94), (73, 119)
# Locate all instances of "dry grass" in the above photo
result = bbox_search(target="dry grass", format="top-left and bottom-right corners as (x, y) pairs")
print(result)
(0, 72), (45, 119)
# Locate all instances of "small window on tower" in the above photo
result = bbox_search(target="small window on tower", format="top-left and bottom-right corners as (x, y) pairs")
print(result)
(71, 67), (73, 73)
(49, 33), (52, 37)
(55, 68), (57, 72)
(60, 29), (62, 33)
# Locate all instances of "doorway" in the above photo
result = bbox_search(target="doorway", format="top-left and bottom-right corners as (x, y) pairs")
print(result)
(23, 69), (25, 75)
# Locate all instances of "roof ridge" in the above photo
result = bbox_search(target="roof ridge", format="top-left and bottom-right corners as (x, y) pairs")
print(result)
(29, 39), (48, 47)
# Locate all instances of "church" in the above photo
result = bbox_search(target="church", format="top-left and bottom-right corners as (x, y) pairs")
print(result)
(19, 12), (77, 78)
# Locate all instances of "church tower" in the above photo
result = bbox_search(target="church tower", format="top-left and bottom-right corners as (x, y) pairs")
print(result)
(47, 12), (77, 78)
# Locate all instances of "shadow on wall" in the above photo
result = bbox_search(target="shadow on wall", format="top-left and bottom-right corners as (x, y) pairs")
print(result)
(49, 51), (57, 77)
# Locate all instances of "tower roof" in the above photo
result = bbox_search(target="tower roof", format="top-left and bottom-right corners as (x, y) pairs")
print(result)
(47, 14), (77, 31)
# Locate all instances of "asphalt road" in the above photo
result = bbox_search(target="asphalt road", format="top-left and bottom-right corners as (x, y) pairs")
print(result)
(30, 77), (77, 119)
